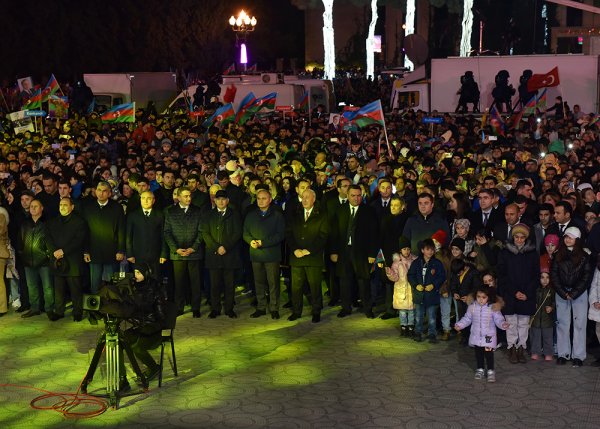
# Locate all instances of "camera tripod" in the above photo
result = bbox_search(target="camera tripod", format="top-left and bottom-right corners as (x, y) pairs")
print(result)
(81, 315), (148, 409)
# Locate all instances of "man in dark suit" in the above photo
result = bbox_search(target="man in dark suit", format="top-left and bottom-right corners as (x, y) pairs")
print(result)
(187, 174), (210, 211)
(202, 190), (243, 319)
(164, 187), (204, 317)
(369, 178), (393, 220)
(547, 201), (587, 239)
(321, 176), (350, 306)
(470, 188), (502, 234)
(81, 181), (126, 293)
(492, 203), (537, 244)
(154, 169), (176, 210)
(330, 184), (379, 318)
(286, 189), (329, 323)
(47, 197), (88, 321)
(126, 191), (166, 278)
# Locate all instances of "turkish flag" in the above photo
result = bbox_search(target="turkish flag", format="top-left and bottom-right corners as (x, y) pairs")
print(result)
(527, 67), (560, 92)
(223, 84), (237, 103)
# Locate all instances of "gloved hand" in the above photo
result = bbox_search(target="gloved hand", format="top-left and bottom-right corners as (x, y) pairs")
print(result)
(424, 284), (434, 292)
(416, 284), (424, 292)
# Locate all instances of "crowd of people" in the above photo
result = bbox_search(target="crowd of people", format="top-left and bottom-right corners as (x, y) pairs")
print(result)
(2, 78), (600, 385)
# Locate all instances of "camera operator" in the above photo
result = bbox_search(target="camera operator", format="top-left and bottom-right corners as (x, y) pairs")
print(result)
(455, 71), (480, 113)
(117, 263), (172, 390)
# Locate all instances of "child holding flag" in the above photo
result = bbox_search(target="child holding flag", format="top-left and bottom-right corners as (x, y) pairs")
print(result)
(385, 236), (417, 337)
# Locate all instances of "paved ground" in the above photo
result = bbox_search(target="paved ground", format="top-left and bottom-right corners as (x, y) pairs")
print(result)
(1, 292), (599, 429)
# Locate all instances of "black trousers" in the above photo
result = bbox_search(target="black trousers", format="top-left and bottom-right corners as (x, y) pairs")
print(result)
(209, 268), (235, 313)
(339, 247), (371, 313)
(325, 257), (340, 302)
(54, 276), (83, 317)
(172, 259), (202, 312)
(291, 265), (323, 317)
(474, 346), (495, 370)
(119, 328), (161, 376)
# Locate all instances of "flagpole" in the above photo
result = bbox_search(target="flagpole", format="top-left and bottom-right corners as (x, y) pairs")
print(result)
(380, 101), (393, 160)
(0, 89), (9, 113)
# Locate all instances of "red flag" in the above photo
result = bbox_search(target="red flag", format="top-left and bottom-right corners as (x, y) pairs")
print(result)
(223, 84), (237, 103)
(527, 67), (560, 92)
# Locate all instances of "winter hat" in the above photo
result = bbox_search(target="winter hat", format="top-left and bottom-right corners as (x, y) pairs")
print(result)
(454, 218), (471, 231)
(540, 265), (550, 274)
(398, 236), (411, 251)
(431, 229), (448, 247)
(450, 237), (466, 252)
(544, 234), (560, 247)
(511, 223), (530, 238)
(564, 226), (581, 240)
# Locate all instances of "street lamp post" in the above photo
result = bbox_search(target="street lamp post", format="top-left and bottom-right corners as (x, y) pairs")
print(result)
(229, 10), (257, 72)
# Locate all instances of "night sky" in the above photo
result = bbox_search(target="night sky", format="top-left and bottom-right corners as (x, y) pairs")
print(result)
(1, 0), (546, 86)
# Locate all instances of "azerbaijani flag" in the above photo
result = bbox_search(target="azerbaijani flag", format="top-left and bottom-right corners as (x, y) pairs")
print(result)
(251, 92), (277, 111)
(223, 63), (235, 75)
(235, 92), (257, 124)
(536, 88), (547, 111)
(202, 103), (235, 128)
(346, 100), (385, 128)
(22, 89), (42, 110)
(247, 63), (257, 72)
(41, 74), (60, 102)
(370, 248), (386, 272)
(101, 102), (135, 123)
(298, 91), (309, 111)
(489, 106), (505, 136)
(522, 94), (537, 116)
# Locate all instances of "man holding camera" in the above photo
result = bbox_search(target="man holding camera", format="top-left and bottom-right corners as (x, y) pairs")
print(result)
(47, 197), (88, 321)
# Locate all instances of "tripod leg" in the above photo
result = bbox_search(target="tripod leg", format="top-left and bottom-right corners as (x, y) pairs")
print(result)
(81, 336), (106, 394)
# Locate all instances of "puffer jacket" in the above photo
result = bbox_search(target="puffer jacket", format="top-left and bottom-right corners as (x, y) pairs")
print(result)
(18, 217), (51, 268)
(455, 301), (507, 348)
(387, 253), (418, 310)
(497, 241), (539, 315)
(407, 255), (446, 307)
(551, 250), (593, 300)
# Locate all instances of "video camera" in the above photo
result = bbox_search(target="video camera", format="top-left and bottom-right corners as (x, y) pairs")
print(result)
(83, 272), (137, 323)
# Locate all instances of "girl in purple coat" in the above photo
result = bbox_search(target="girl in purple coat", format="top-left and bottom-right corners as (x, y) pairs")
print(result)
(455, 285), (509, 383)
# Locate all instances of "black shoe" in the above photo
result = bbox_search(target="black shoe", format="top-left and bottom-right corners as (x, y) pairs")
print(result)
(177, 310), (184, 316)
(21, 310), (41, 318)
(143, 365), (161, 382)
(352, 300), (360, 308)
(428, 335), (438, 344)
(380, 313), (395, 320)
(16, 306), (30, 313)
(328, 299), (339, 307)
(0, 312), (6, 317)
(337, 309), (351, 318)
(400, 326), (407, 337)
(413, 333), (423, 342)
(225, 311), (238, 319)
(250, 310), (266, 318)
(193, 310), (201, 318)
(590, 358), (600, 367)
(48, 312), (64, 321)
(271, 311), (280, 320)
(73, 314), (83, 322)
(557, 357), (567, 365)
(572, 358), (583, 367)
(288, 313), (301, 321)
(208, 310), (219, 319)
(282, 301), (292, 309)
(365, 311), (375, 319)
(312, 314), (320, 323)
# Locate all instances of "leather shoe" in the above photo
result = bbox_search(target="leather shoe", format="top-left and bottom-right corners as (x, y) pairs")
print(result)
(271, 311), (280, 320)
(208, 310), (220, 319)
(192, 310), (201, 318)
(250, 310), (266, 318)
(73, 314), (83, 322)
(288, 313), (301, 321)
(16, 306), (30, 313)
(328, 299), (339, 307)
(282, 301), (292, 309)
(557, 357), (567, 365)
(365, 311), (376, 319)
(337, 309), (351, 318)
(225, 311), (238, 319)
(48, 312), (64, 321)
(21, 310), (41, 318)
(312, 314), (320, 323)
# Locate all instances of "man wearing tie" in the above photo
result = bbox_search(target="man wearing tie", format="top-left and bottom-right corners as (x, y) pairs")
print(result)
(470, 189), (501, 233)
(330, 185), (379, 318)
(547, 201), (587, 239)
(370, 178), (393, 220)
(286, 189), (329, 322)
(202, 190), (243, 319)
(164, 187), (204, 317)
(126, 191), (166, 280)
(81, 181), (126, 293)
